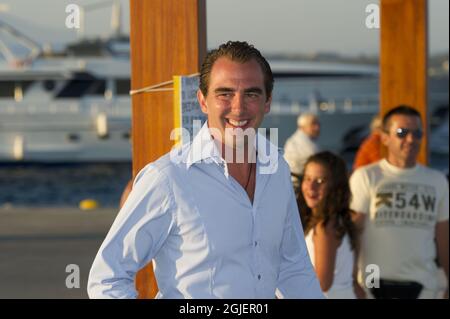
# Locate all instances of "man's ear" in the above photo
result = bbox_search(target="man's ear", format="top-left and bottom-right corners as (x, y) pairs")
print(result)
(381, 130), (390, 147)
(197, 89), (208, 114)
(264, 95), (272, 114)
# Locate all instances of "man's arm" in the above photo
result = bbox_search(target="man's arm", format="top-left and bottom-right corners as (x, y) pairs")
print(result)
(349, 167), (372, 298)
(87, 166), (175, 298)
(119, 179), (134, 208)
(351, 212), (367, 299)
(436, 220), (449, 298)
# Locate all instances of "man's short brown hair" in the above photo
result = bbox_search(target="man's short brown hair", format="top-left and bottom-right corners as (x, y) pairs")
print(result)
(382, 105), (422, 130)
(199, 41), (274, 100)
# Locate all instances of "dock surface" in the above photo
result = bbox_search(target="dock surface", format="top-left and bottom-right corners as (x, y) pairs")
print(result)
(0, 206), (117, 299)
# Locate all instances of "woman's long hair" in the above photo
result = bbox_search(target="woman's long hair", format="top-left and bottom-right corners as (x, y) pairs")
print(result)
(296, 151), (357, 250)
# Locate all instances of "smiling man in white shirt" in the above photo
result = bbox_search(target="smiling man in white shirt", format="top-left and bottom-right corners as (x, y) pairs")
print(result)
(87, 41), (323, 299)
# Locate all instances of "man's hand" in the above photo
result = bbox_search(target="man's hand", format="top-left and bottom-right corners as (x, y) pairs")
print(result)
(353, 281), (367, 299)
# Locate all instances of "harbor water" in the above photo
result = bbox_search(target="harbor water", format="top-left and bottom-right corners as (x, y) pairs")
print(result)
(0, 151), (448, 208)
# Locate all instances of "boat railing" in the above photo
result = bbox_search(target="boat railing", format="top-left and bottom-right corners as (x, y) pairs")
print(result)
(269, 95), (380, 115)
(0, 97), (131, 116)
(1, 93), (445, 117)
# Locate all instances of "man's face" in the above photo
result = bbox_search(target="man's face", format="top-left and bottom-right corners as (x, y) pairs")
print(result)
(381, 114), (423, 167)
(197, 57), (271, 149)
(302, 118), (320, 139)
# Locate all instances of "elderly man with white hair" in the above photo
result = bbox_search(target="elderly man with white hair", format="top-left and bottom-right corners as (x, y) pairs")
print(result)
(284, 113), (321, 187)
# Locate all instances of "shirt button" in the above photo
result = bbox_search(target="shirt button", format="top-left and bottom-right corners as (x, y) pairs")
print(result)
(258, 275), (261, 280)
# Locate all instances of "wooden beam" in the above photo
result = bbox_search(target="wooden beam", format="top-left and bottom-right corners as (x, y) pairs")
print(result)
(129, 0), (206, 299)
(380, 0), (428, 164)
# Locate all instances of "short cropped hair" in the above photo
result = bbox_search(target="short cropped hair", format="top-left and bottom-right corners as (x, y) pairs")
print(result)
(297, 113), (318, 128)
(382, 105), (422, 130)
(199, 41), (274, 100)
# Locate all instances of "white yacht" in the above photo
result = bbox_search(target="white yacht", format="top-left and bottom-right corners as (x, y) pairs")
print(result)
(263, 60), (448, 154)
(0, 58), (133, 162)
(0, 19), (447, 163)
(0, 46), (379, 162)
(0, 19), (133, 162)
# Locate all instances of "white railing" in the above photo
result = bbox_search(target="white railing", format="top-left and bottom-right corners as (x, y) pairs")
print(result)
(270, 95), (380, 115)
(0, 97), (131, 116)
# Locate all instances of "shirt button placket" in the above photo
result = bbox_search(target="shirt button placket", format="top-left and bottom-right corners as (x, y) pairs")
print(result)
(252, 206), (263, 293)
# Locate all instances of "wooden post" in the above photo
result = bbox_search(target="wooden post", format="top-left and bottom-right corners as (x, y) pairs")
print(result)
(129, 0), (206, 298)
(380, 0), (428, 164)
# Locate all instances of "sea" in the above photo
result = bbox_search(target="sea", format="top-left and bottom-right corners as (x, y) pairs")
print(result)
(1, 152), (447, 209)
(0, 162), (132, 207)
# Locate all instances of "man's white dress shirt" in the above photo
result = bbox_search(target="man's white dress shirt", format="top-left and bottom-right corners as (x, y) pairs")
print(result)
(88, 122), (323, 299)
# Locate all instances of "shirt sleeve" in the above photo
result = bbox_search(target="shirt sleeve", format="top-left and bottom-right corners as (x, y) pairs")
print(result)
(283, 138), (300, 174)
(349, 167), (371, 215)
(276, 178), (324, 299)
(87, 165), (176, 299)
(437, 173), (449, 222)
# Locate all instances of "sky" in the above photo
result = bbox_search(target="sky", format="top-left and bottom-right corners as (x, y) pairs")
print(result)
(0, 0), (448, 56)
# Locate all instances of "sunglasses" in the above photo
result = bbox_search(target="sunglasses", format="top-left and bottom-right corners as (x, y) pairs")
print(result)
(395, 127), (423, 139)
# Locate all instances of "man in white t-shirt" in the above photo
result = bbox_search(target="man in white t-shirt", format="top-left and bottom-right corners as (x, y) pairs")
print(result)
(284, 113), (321, 188)
(350, 105), (449, 299)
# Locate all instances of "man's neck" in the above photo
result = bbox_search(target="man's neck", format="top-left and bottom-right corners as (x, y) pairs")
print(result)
(214, 139), (257, 166)
(299, 129), (314, 140)
(386, 156), (417, 169)
(226, 154), (256, 203)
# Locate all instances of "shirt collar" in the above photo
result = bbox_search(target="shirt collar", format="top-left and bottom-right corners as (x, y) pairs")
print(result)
(185, 121), (280, 175)
(381, 158), (419, 174)
(186, 121), (224, 169)
(297, 130), (311, 140)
